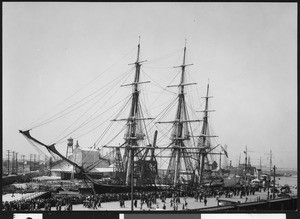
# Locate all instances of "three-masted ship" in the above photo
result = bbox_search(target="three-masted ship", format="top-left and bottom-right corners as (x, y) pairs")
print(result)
(20, 39), (225, 194)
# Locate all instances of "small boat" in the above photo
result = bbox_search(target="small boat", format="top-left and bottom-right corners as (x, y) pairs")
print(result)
(217, 199), (238, 206)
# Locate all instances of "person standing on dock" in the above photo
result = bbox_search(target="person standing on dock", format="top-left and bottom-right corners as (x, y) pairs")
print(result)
(134, 199), (137, 208)
(199, 193), (203, 202)
(98, 198), (101, 208)
(55, 201), (59, 211)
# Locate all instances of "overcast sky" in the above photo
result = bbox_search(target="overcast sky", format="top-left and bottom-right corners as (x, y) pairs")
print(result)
(3, 3), (297, 169)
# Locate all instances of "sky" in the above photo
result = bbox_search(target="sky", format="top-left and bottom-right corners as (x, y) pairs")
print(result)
(3, 3), (297, 170)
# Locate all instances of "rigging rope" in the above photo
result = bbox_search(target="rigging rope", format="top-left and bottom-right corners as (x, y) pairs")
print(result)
(24, 46), (137, 131)
(54, 93), (132, 145)
(31, 67), (134, 132)
(52, 70), (133, 144)
(24, 137), (48, 158)
(144, 48), (182, 65)
(92, 95), (132, 147)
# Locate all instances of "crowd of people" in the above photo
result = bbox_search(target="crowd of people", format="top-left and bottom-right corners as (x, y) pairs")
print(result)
(2, 185), (265, 211)
(2, 195), (78, 211)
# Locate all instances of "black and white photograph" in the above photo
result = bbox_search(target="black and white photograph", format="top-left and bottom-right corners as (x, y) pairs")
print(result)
(2, 2), (297, 214)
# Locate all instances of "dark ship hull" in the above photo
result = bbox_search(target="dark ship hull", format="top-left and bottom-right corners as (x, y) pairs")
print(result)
(90, 159), (160, 194)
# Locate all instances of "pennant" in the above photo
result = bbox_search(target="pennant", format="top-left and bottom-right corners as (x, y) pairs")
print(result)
(221, 145), (228, 158)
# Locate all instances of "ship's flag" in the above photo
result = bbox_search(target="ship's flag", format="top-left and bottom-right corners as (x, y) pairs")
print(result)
(221, 145), (228, 158)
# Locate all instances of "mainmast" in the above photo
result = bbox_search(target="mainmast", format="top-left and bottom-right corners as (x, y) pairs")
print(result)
(164, 42), (197, 186)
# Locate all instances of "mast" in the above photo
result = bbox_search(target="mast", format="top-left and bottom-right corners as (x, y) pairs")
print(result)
(219, 151), (222, 171)
(124, 39), (142, 185)
(164, 42), (196, 186)
(115, 38), (154, 186)
(244, 146), (253, 175)
(197, 83), (217, 185)
(264, 150), (273, 174)
(244, 146), (248, 173)
(7, 150), (11, 175)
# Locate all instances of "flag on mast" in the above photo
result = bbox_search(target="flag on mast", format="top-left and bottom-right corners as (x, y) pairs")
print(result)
(221, 145), (228, 158)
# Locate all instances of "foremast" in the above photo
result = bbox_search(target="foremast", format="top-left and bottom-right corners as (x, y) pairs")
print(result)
(112, 38), (155, 186)
(124, 40), (143, 186)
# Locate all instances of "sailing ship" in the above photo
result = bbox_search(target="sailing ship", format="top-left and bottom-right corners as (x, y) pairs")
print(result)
(20, 39), (225, 194)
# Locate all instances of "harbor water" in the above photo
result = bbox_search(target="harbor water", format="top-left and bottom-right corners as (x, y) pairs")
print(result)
(275, 175), (297, 187)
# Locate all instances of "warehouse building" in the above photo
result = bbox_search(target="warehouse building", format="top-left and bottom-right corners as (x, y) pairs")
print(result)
(50, 138), (113, 180)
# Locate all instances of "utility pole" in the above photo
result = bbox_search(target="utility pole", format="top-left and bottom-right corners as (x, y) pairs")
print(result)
(45, 155), (48, 171)
(34, 154), (36, 171)
(15, 152), (18, 175)
(273, 165), (276, 199)
(38, 154), (40, 171)
(6, 150), (11, 175)
(30, 154), (33, 172)
(267, 178), (270, 200)
(21, 155), (25, 173)
(12, 151), (15, 174)
(49, 156), (53, 176)
(49, 157), (52, 169)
